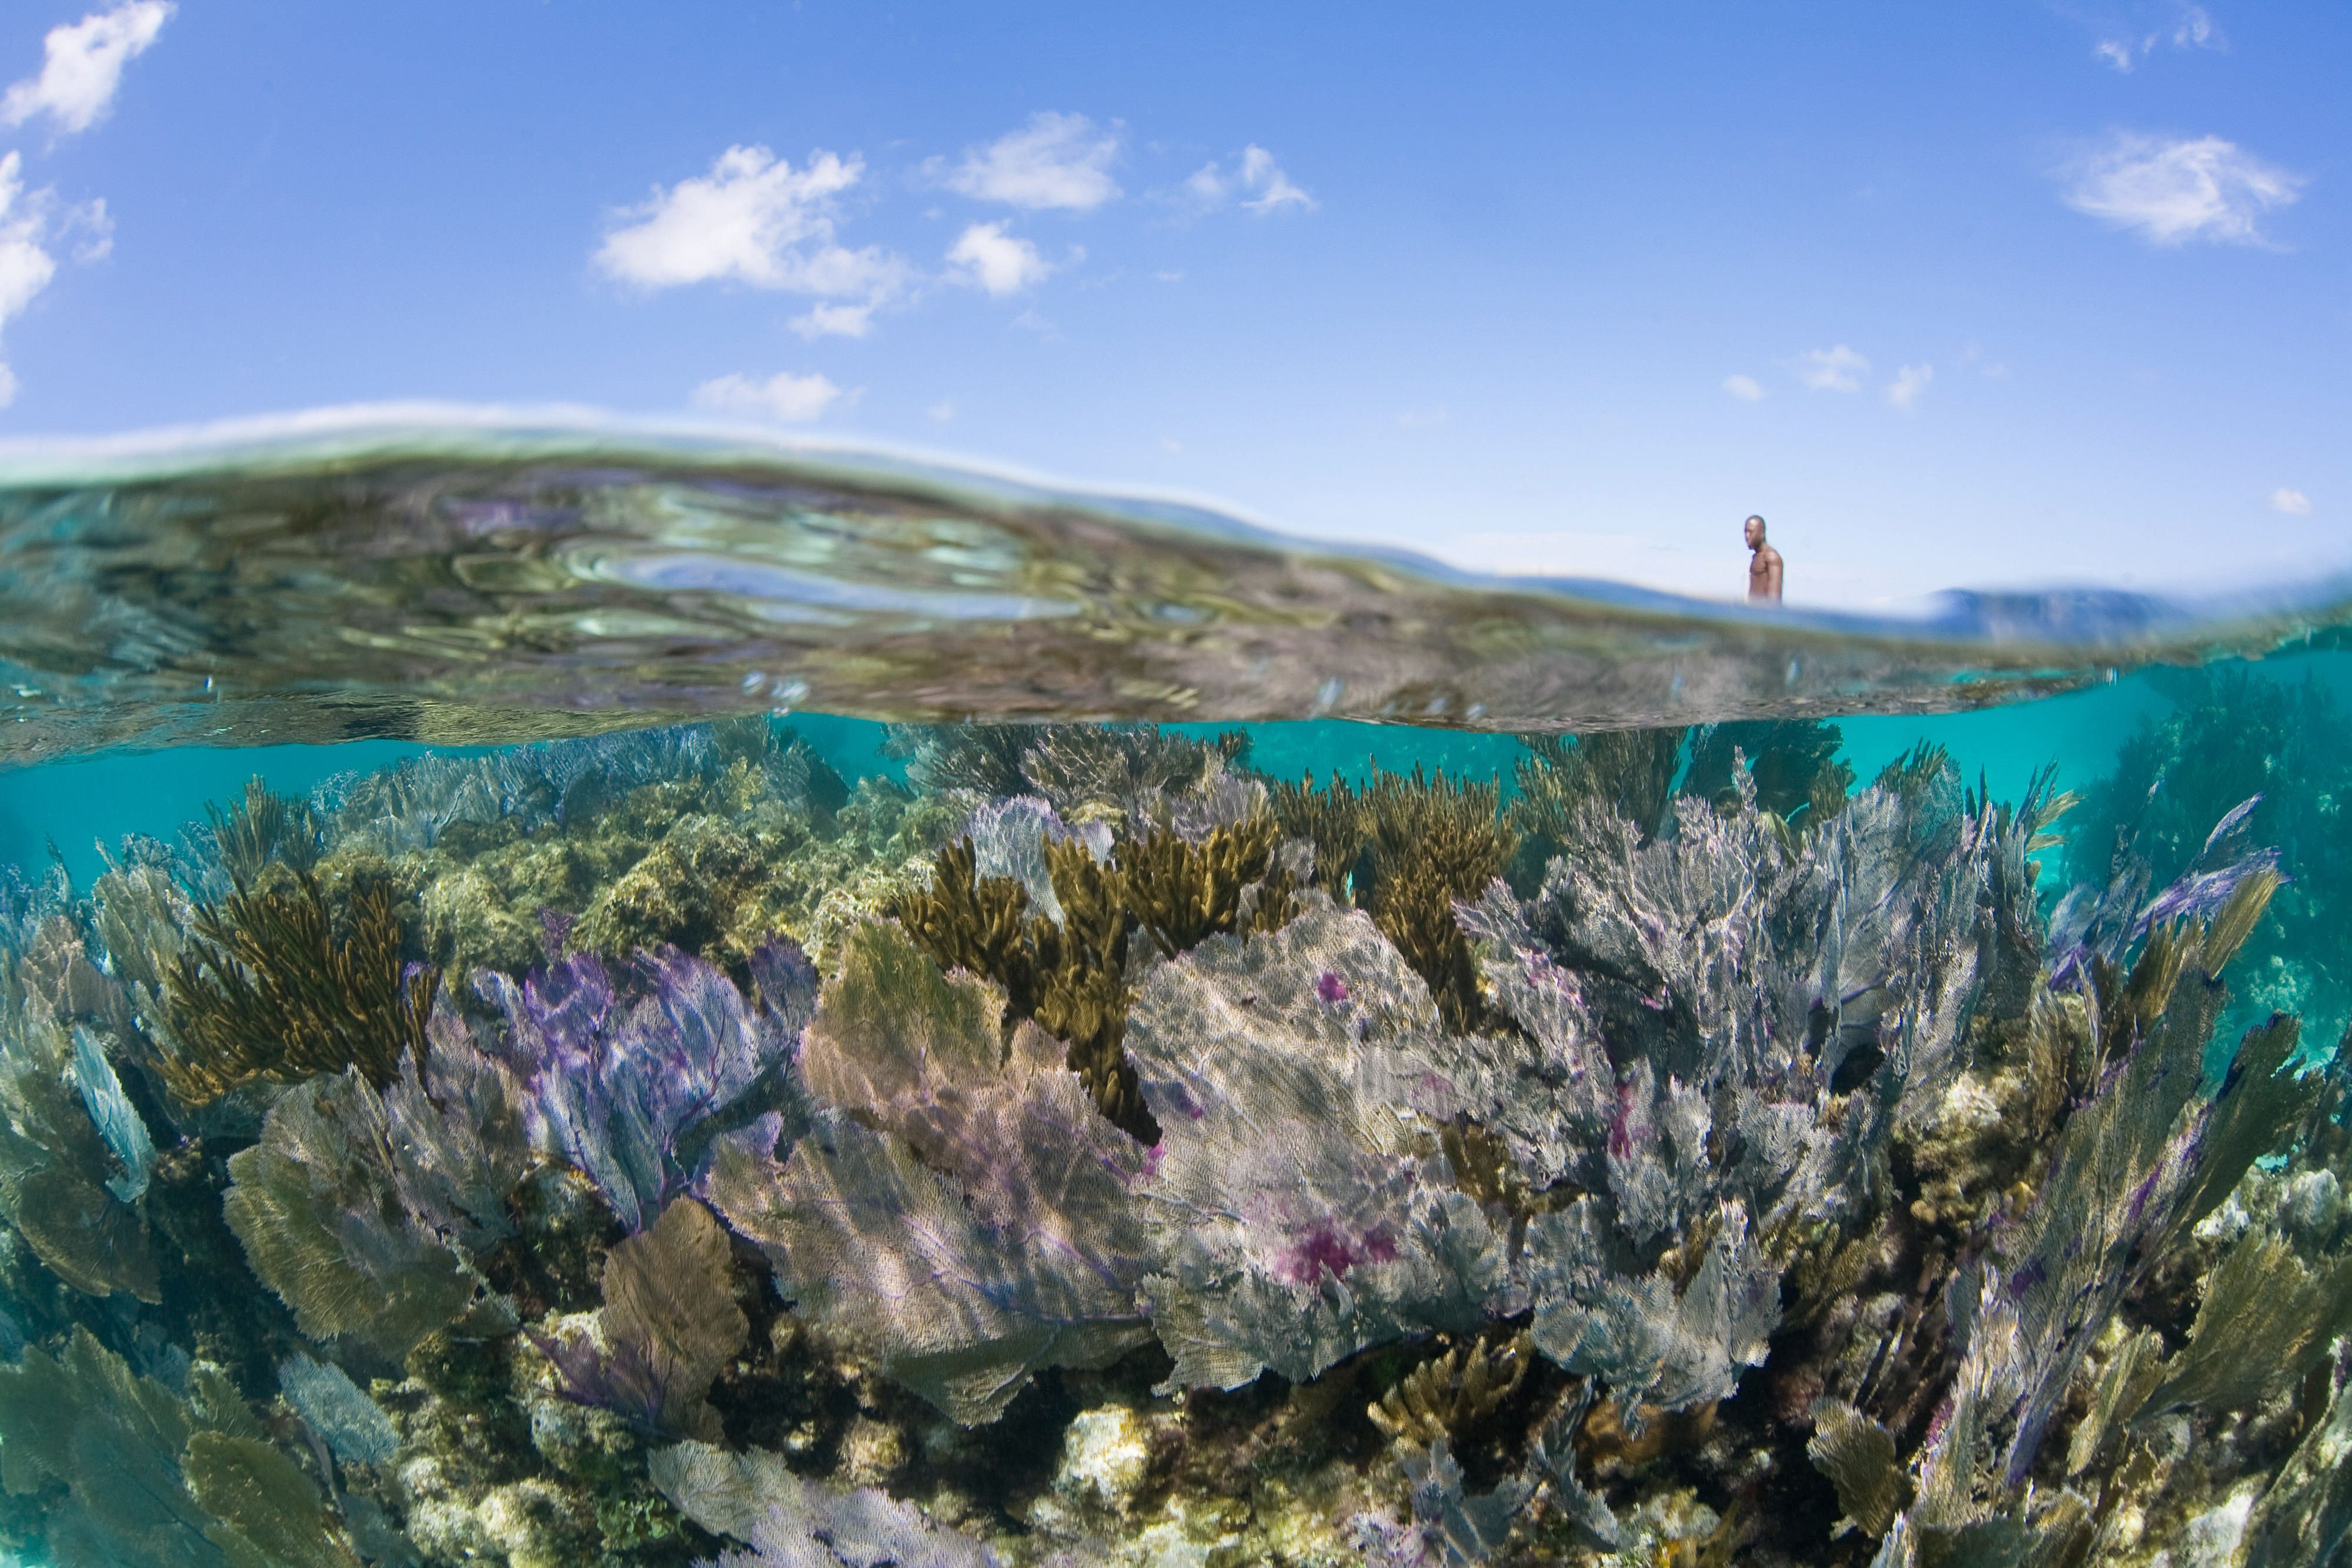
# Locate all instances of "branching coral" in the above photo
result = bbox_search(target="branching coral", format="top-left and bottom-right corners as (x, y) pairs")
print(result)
(1271, 769), (1369, 900)
(897, 721), (1234, 826)
(1365, 1331), (1531, 1449)
(1509, 728), (1686, 868)
(206, 776), (326, 882)
(161, 871), (437, 1105)
(1364, 766), (1514, 1032)
(897, 806), (1298, 1137)
(1682, 718), (1855, 825)
(1029, 833), (1145, 1134)
(1121, 817), (1295, 958)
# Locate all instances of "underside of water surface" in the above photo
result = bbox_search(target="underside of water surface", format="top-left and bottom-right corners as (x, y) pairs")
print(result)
(1, 428), (2351, 1568)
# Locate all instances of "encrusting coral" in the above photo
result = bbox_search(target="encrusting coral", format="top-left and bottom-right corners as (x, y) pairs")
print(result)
(1, 711), (2351, 1568)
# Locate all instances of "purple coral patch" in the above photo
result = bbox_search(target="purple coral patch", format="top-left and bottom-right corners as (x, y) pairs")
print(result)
(1315, 970), (1350, 1005)
(477, 942), (806, 1232)
(1276, 1221), (1399, 1284)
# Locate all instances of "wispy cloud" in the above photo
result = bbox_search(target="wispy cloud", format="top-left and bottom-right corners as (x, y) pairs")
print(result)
(2060, 132), (2300, 246)
(1395, 407), (1447, 427)
(2, 1), (171, 137)
(1183, 145), (1315, 215)
(788, 301), (877, 340)
(939, 112), (1121, 211)
(1792, 345), (1869, 393)
(1886, 363), (1933, 410)
(1722, 374), (1763, 402)
(2272, 487), (2313, 516)
(2093, 3), (2223, 72)
(0, 151), (111, 407)
(594, 146), (911, 333)
(691, 370), (846, 423)
(946, 221), (1055, 296)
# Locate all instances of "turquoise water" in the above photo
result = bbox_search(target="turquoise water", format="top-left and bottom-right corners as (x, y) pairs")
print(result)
(1, 428), (2349, 1568)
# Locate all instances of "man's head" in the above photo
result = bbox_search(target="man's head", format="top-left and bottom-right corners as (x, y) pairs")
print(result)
(1744, 514), (1766, 549)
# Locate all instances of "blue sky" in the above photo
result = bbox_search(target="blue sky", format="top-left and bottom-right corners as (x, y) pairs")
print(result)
(0, 1), (2344, 607)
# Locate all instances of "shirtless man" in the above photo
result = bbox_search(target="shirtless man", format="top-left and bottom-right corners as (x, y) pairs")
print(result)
(1745, 514), (1783, 603)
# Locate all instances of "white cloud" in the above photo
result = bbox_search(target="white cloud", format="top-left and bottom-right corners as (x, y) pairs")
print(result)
(1, 1), (171, 136)
(927, 399), (956, 421)
(2094, 4), (2224, 72)
(2272, 488), (2313, 516)
(789, 301), (874, 339)
(1722, 374), (1763, 402)
(595, 145), (910, 324)
(691, 370), (844, 423)
(941, 112), (1120, 211)
(0, 152), (109, 406)
(1886, 363), (1933, 410)
(1793, 345), (1869, 392)
(1395, 407), (1448, 427)
(1237, 146), (1314, 213)
(947, 221), (1052, 296)
(1184, 145), (1315, 215)
(2061, 132), (2300, 246)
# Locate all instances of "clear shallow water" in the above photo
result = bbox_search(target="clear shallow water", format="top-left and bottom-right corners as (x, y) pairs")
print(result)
(1, 425), (2350, 1568)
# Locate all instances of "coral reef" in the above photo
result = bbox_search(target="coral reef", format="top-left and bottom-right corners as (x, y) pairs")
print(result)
(702, 918), (1155, 1425)
(220, 1004), (528, 1358)
(534, 1196), (749, 1441)
(478, 940), (811, 1235)
(1364, 1332), (1531, 1450)
(1681, 718), (1855, 826)
(162, 870), (438, 1104)
(894, 802), (1298, 1138)
(0, 711), (2347, 1568)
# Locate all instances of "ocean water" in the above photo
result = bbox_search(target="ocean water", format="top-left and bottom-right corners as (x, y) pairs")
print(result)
(1, 425), (2348, 1568)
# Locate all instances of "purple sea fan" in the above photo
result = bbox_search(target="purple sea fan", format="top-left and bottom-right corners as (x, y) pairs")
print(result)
(1124, 907), (1517, 1393)
(700, 918), (1155, 1425)
(478, 938), (813, 1232)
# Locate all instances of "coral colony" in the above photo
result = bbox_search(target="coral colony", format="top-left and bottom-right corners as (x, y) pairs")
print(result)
(0, 708), (2348, 1568)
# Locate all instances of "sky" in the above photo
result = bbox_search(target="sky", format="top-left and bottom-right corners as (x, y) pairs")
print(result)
(0, 1), (2344, 608)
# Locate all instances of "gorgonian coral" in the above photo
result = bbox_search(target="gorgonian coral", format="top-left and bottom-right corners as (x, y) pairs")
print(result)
(161, 871), (437, 1105)
(221, 1004), (528, 1358)
(701, 918), (1155, 1424)
(477, 938), (813, 1234)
